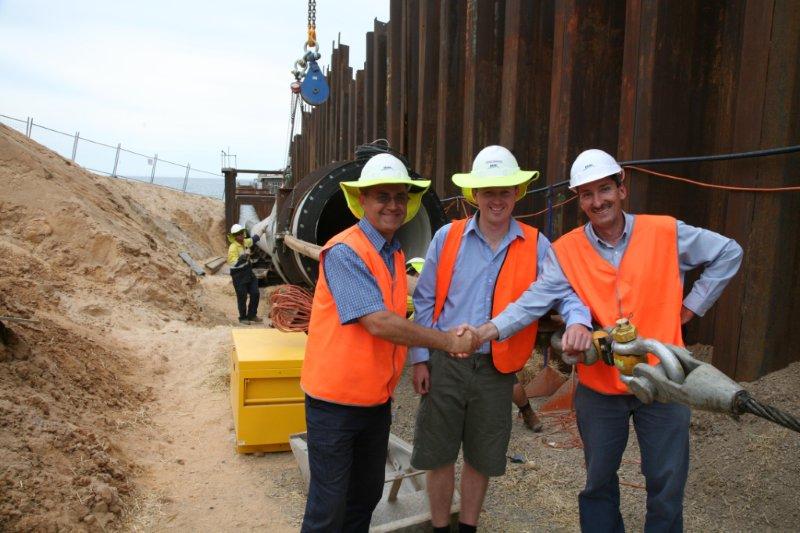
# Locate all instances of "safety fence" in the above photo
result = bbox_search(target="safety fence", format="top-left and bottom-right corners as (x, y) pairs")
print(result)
(0, 113), (224, 199)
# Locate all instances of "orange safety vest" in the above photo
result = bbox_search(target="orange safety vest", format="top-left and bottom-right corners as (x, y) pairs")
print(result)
(433, 218), (540, 374)
(552, 215), (684, 395)
(301, 224), (408, 406)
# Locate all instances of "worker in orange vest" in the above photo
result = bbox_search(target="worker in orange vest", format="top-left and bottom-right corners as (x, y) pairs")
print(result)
(409, 145), (593, 533)
(299, 153), (481, 533)
(478, 149), (743, 532)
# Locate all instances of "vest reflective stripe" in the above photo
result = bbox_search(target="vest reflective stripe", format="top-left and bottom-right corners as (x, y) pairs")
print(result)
(552, 215), (684, 395)
(301, 225), (408, 406)
(433, 218), (540, 374)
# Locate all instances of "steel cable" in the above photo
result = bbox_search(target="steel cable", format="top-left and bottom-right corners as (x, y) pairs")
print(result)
(734, 391), (800, 433)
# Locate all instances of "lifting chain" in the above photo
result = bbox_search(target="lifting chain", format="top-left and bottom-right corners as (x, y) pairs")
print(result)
(307, 0), (317, 46)
(289, 0), (328, 105)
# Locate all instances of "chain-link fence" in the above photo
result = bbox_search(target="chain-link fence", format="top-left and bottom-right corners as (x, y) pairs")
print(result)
(0, 113), (224, 199)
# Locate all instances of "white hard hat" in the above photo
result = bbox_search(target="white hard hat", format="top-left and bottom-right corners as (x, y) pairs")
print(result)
(229, 223), (245, 234)
(569, 149), (623, 191)
(452, 145), (539, 204)
(340, 153), (430, 223)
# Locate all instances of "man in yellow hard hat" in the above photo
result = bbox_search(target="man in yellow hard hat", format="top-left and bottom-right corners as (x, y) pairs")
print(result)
(410, 145), (593, 532)
(299, 153), (481, 532)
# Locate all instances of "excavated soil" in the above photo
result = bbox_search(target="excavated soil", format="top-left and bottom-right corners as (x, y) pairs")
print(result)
(1, 123), (799, 532)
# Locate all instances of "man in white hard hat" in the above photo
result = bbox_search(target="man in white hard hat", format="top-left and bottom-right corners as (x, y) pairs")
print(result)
(227, 223), (264, 324)
(299, 153), (481, 533)
(409, 145), (593, 532)
(479, 148), (743, 532)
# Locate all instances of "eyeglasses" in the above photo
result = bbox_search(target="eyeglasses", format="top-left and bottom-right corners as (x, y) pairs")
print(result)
(367, 192), (410, 205)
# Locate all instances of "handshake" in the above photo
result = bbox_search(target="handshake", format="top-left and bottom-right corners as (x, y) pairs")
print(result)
(443, 322), (499, 357)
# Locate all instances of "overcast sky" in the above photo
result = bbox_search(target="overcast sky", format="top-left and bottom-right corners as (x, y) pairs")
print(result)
(0, 0), (390, 177)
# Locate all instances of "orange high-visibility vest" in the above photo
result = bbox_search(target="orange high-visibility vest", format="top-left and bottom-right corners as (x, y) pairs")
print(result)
(433, 218), (540, 373)
(552, 215), (684, 395)
(301, 224), (408, 406)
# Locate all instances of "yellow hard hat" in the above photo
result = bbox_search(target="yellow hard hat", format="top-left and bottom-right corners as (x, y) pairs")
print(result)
(340, 153), (431, 223)
(452, 145), (539, 205)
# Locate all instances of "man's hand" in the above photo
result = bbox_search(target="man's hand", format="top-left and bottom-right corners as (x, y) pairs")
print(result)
(412, 363), (430, 394)
(680, 305), (695, 325)
(447, 324), (479, 357)
(561, 324), (593, 354)
(476, 322), (500, 344)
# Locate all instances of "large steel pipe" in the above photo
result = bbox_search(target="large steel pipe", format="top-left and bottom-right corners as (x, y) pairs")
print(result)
(254, 158), (448, 288)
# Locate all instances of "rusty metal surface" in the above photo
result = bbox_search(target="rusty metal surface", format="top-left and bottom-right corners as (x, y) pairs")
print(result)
(281, 0), (799, 379)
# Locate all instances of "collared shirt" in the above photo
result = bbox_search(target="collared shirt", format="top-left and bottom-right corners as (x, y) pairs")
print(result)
(323, 218), (402, 325)
(410, 216), (591, 364)
(492, 212), (743, 340)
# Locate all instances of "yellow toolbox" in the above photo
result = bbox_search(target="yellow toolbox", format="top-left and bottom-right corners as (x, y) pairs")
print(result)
(230, 328), (307, 453)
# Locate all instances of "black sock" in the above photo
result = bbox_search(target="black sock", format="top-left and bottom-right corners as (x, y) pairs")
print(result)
(433, 526), (450, 533)
(459, 523), (477, 533)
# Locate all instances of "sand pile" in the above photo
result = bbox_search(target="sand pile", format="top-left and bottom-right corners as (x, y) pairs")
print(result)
(0, 124), (225, 531)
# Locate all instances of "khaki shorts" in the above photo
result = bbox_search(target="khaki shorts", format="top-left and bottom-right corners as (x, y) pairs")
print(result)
(410, 350), (515, 477)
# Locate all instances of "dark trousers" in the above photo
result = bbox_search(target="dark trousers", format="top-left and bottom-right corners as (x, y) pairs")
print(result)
(301, 395), (391, 533)
(575, 384), (690, 533)
(232, 274), (259, 319)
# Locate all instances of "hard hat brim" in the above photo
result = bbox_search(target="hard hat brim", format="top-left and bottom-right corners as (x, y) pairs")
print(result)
(339, 179), (431, 224)
(452, 170), (539, 205)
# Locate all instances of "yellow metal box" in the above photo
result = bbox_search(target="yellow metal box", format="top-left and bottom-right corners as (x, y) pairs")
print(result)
(230, 328), (307, 453)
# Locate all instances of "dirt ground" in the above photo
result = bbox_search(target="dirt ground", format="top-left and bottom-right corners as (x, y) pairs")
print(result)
(1, 124), (799, 532)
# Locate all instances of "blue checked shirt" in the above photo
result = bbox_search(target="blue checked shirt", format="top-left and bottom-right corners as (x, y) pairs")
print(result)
(323, 218), (401, 325)
(492, 212), (743, 339)
(410, 216), (591, 364)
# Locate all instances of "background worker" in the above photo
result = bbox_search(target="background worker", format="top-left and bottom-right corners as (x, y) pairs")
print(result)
(512, 377), (542, 432)
(299, 153), (481, 533)
(410, 145), (592, 532)
(227, 224), (263, 324)
(478, 148), (743, 532)
(405, 256), (424, 318)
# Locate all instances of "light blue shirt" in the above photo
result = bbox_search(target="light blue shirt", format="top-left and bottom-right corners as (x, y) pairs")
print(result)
(492, 212), (743, 339)
(323, 218), (401, 325)
(410, 216), (591, 364)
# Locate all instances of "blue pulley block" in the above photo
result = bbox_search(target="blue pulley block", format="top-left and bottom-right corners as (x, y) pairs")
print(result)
(300, 60), (329, 105)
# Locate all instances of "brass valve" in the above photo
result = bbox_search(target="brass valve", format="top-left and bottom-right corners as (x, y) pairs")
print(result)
(611, 318), (646, 375)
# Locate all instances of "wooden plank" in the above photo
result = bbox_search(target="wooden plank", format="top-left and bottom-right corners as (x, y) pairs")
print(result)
(500, 0), (554, 215)
(461, 0), (505, 170)
(404, 0), (420, 165)
(414, 0), (440, 181)
(373, 20), (389, 141)
(179, 251), (206, 276)
(387, 3), (403, 149)
(434, 0), (466, 198)
(365, 30), (376, 142)
(735, 0), (800, 379)
(713, 1), (773, 379)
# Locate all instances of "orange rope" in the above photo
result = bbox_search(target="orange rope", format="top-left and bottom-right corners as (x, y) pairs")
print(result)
(625, 165), (800, 192)
(269, 284), (314, 332)
(538, 410), (584, 450)
(515, 195), (577, 220)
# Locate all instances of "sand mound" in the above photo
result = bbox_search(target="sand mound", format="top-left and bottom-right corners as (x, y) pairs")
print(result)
(0, 124), (225, 531)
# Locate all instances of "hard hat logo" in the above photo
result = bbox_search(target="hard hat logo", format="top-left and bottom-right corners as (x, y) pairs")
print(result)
(452, 145), (540, 205)
(570, 149), (623, 192)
